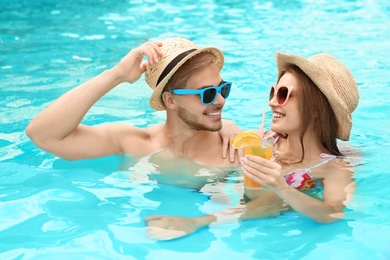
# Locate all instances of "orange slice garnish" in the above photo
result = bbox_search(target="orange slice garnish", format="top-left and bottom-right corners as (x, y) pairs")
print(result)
(231, 131), (261, 149)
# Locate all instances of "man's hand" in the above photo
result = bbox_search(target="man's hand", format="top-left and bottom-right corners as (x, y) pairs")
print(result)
(144, 215), (207, 241)
(113, 41), (163, 83)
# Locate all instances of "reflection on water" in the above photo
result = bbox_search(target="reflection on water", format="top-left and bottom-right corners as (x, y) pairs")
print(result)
(119, 150), (240, 190)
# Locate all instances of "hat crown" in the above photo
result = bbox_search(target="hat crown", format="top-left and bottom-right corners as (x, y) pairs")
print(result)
(309, 54), (359, 115)
(145, 37), (224, 111)
(145, 37), (199, 91)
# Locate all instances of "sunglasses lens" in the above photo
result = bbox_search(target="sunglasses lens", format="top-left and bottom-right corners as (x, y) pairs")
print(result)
(277, 86), (289, 105)
(269, 87), (275, 101)
(203, 88), (217, 104)
(221, 83), (231, 98)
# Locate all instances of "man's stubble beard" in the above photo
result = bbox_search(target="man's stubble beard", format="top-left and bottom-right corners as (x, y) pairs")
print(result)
(177, 106), (222, 132)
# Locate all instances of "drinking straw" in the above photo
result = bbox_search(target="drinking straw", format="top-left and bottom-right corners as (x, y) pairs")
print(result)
(258, 109), (266, 139)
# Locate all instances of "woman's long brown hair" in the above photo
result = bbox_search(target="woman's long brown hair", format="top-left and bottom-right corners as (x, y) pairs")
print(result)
(278, 64), (342, 163)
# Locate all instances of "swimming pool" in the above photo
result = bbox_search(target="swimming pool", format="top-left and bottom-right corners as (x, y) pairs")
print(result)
(1, 0), (389, 259)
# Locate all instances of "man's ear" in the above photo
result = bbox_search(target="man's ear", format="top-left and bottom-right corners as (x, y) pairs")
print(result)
(161, 91), (175, 109)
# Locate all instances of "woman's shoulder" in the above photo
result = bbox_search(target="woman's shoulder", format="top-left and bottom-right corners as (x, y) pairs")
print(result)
(312, 155), (355, 181)
(338, 141), (363, 159)
(330, 142), (364, 174)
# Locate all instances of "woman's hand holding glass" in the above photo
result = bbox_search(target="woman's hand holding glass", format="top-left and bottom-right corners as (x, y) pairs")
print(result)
(240, 155), (289, 191)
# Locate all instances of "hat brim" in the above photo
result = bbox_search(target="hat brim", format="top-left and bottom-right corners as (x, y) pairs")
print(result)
(275, 52), (352, 140)
(149, 47), (224, 111)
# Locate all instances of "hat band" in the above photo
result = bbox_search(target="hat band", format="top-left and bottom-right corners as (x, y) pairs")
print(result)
(156, 48), (197, 87)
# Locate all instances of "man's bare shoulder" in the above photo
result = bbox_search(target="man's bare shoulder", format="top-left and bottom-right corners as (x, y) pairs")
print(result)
(100, 123), (166, 155)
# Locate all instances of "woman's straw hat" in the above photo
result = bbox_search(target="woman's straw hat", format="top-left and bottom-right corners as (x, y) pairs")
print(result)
(276, 52), (359, 141)
(145, 37), (224, 111)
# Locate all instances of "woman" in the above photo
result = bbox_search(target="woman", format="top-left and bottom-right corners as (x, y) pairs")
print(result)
(242, 51), (359, 223)
(144, 51), (360, 240)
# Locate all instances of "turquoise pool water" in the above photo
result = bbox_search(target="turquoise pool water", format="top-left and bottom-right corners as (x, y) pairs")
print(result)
(1, 0), (389, 259)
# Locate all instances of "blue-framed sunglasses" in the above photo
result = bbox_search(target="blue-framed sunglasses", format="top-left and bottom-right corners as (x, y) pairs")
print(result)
(166, 81), (232, 105)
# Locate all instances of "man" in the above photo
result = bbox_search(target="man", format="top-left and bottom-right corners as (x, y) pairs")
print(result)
(26, 37), (239, 166)
(26, 37), (280, 241)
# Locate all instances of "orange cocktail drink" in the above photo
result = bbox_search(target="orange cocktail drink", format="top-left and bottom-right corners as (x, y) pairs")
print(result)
(231, 132), (274, 189)
(243, 137), (274, 188)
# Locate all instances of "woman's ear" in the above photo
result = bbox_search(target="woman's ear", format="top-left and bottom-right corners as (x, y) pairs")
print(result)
(162, 92), (175, 109)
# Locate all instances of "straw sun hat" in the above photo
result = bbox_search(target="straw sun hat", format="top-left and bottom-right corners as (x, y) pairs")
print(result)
(275, 52), (359, 141)
(145, 37), (224, 111)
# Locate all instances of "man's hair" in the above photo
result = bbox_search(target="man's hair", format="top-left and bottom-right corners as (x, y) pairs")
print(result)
(278, 64), (342, 163)
(161, 52), (216, 107)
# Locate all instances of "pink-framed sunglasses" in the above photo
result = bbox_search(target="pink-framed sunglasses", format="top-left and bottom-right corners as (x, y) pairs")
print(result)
(269, 85), (294, 106)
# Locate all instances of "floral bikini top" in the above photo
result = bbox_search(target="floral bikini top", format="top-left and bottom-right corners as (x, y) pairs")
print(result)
(284, 153), (337, 191)
(270, 135), (337, 191)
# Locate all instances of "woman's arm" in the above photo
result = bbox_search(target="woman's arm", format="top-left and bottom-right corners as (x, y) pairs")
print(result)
(242, 156), (356, 223)
(219, 120), (243, 162)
